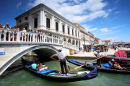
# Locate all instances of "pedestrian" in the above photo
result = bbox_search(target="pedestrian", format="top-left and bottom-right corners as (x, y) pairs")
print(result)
(50, 49), (68, 76)
(0, 24), (4, 28)
(4, 23), (11, 30)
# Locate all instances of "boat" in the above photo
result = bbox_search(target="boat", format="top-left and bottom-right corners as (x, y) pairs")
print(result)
(66, 57), (130, 74)
(100, 55), (130, 62)
(21, 58), (98, 82)
(100, 50), (130, 62)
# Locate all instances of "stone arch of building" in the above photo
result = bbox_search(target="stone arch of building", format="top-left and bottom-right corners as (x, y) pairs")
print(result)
(68, 38), (71, 43)
(63, 38), (66, 41)
(72, 39), (75, 45)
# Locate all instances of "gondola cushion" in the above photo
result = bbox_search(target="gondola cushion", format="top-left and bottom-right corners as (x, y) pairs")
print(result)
(103, 64), (111, 69)
(37, 69), (54, 74)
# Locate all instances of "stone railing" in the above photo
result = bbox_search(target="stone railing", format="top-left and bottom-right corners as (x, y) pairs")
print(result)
(0, 28), (79, 50)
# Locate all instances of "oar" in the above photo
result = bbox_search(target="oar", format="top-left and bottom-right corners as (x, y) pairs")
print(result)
(50, 57), (79, 72)
(50, 56), (60, 62)
(74, 56), (103, 70)
(50, 69), (79, 72)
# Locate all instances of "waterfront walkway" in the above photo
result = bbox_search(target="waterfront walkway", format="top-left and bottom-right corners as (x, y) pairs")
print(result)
(68, 48), (130, 58)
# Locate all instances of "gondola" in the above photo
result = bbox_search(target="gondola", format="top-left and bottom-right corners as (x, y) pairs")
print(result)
(21, 58), (98, 82)
(66, 57), (130, 74)
(100, 55), (130, 62)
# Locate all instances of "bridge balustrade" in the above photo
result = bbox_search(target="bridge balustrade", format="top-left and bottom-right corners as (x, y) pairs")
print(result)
(0, 28), (79, 50)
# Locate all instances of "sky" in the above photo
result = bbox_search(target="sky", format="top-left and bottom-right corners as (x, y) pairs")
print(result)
(0, 0), (130, 42)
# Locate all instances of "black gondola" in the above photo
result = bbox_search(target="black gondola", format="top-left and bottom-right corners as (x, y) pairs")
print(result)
(66, 57), (130, 74)
(100, 55), (130, 62)
(21, 58), (98, 82)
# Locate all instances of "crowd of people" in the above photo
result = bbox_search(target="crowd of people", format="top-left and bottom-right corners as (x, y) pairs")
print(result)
(0, 23), (53, 42)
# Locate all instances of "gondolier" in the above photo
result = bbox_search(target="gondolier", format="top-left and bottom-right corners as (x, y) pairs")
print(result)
(50, 49), (68, 76)
(94, 50), (102, 66)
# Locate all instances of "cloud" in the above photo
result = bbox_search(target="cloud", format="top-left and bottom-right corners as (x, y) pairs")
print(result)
(112, 26), (120, 29)
(115, 11), (120, 14)
(16, 2), (22, 9)
(28, 0), (109, 23)
(82, 24), (98, 32)
(106, 36), (120, 41)
(100, 28), (111, 32)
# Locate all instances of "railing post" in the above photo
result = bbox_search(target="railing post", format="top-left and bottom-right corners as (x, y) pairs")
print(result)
(25, 33), (26, 42)
(0, 32), (1, 41)
(27, 33), (29, 42)
(8, 31), (10, 41)
(16, 32), (20, 42)
(21, 33), (23, 42)
(44, 35), (45, 42)
(51, 36), (53, 43)
(32, 34), (35, 42)
(58, 39), (59, 44)
(4, 30), (6, 41)
(12, 32), (14, 41)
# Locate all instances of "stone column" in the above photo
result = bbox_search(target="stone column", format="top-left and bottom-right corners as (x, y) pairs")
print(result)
(77, 30), (79, 37)
(28, 15), (32, 30)
(51, 16), (55, 30)
(70, 26), (72, 35)
(59, 20), (62, 33)
(65, 23), (68, 34)
(73, 28), (75, 37)
(39, 9), (45, 30)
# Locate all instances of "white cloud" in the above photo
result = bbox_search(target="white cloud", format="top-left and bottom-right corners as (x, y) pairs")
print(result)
(112, 26), (120, 29)
(100, 28), (111, 32)
(115, 11), (120, 14)
(106, 36), (120, 41)
(28, 0), (109, 23)
(16, 2), (22, 9)
(82, 24), (98, 32)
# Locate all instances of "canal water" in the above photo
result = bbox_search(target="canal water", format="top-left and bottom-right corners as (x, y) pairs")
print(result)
(0, 56), (130, 86)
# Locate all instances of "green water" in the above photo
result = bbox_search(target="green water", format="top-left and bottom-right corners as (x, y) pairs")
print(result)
(0, 57), (130, 86)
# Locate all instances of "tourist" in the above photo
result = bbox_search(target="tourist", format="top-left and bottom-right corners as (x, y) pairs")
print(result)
(113, 62), (126, 70)
(36, 62), (48, 71)
(22, 28), (26, 32)
(4, 23), (11, 30)
(30, 29), (33, 33)
(0, 24), (4, 28)
(94, 50), (102, 66)
(1, 30), (4, 41)
(13, 26), (18, 41)
(109, 59), (126, 69)
(50, 49), (68, 76)
(31, 62), (37, 70)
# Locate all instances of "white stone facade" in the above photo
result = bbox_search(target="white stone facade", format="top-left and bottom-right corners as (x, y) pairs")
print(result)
(15, 4), (92, 49)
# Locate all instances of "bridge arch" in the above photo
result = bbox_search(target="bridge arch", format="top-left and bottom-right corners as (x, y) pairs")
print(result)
(0, 45), (58, 75)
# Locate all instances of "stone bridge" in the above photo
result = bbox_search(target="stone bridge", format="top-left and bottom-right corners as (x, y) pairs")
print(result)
(0, 29), (79, 75)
